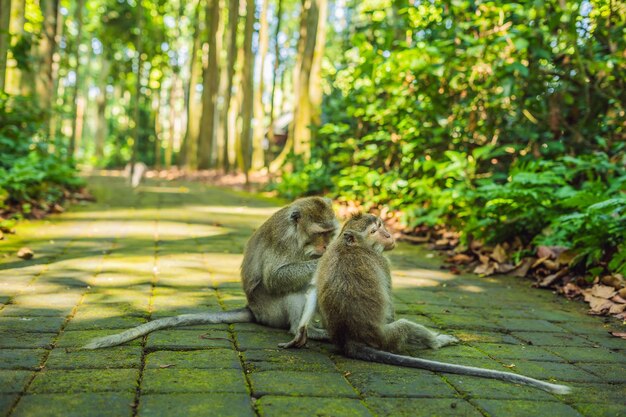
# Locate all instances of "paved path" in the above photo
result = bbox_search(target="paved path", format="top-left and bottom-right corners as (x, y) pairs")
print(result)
(0, 175), (624, 417)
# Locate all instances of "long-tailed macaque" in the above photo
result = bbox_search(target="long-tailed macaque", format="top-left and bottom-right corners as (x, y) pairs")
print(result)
(83, 197), (338, 349)
(280, 213), (571, 395)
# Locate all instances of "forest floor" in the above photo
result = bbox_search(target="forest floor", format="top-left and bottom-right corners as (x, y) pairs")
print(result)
(0, 175), (624, 417)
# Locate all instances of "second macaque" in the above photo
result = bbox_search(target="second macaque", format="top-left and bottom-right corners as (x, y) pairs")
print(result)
(279, 213), (571, 394)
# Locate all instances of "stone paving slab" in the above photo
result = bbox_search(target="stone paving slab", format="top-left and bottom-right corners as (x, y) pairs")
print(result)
(0, 175), (624, 417)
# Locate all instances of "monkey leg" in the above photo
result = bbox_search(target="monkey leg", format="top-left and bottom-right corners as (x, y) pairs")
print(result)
(382, 319), (458, 351)
(279, 326), (308, 348)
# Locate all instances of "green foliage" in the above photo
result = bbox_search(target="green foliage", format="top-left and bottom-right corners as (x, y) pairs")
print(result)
(276, 0), (626, 275)
(0, 94), (84, 211)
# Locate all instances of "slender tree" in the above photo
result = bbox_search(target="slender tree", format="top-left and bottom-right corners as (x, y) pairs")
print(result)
(0, 0), (11, 92)
(291, 0), (319, 160)
(220, 0), (239, 173)
(270, 0), (319, 171)
(94, 57), (110, 159)
(309, 0), (327, 126)
(251, 0), (270, 170)
(197, 0), (220, 169)
(4, 0), (24, 93)
(237, 0), (255, 180)
(36, 0), (60, 126)
(268, 0), (283, 143)
(68, 0), (85, 161)
(180, 1), (202, 170)
(130, 0), (144, 180)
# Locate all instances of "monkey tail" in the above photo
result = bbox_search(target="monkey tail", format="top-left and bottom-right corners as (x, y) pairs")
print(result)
(81, 307), (254, 350)
(347, 344), (571, 395)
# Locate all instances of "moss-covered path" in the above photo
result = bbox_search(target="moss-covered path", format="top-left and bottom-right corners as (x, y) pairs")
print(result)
(0, 175), (624, 417)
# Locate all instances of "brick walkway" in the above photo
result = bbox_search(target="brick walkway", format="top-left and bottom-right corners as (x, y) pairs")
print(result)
(0, 175), (624, 417)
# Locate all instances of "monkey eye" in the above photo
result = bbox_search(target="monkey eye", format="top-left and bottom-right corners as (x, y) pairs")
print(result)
(370, 228), (377, 234)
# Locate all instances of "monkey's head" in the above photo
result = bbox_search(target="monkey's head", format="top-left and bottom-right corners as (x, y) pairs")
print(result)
(341, 213), (396, 252)
(288, 197), (339, 257)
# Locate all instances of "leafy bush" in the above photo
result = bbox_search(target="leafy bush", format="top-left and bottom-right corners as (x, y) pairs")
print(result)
(275, 1), (626, 276)
(0, 94), (84, 212)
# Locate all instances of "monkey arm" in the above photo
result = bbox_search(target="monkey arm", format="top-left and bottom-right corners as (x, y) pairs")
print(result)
(264, 260), (318, 295)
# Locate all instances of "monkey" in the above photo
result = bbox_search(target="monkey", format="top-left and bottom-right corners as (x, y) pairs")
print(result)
(279, 213), (571, 395)
(82, 196), (339, 349)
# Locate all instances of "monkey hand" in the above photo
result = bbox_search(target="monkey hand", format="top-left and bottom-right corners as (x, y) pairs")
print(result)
(278, 326), (308, 349)
(433, 334), (459, 349)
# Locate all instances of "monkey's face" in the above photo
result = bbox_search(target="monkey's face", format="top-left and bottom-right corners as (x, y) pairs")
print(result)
(289, 197), (339, 258)
(366, 218), (396, 252)
(306, 229), (337, 257)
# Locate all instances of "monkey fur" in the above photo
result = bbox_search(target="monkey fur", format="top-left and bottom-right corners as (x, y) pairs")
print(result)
(83, 197), (338, 349)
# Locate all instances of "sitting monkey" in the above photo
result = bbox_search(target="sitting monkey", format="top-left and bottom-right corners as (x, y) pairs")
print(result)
(280, 213), (571, 394)
(83, 197), (338, 349)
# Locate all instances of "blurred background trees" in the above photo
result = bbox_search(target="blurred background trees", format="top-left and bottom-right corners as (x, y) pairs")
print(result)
(0, 0), (625, 275)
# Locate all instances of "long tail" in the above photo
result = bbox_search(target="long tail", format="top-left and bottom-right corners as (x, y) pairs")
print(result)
(82, 307), (254, 350)
(349, 344), (571, 395)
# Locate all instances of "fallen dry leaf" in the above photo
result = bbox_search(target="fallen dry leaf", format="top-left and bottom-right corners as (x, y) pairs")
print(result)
(434, 238), (450, 249)
(496, 263), (516, 274)
(586, 295), (614, 314)
(17, 247), (34, 260)
(531, 256), (550, 269)
(537, 245), (568, 260)
(491, 244), (508, 263)
(538, 268), (569, 288)
(601, 274), (625, 290)
(608, 303), (626, 315)
(591, 285), (617, 299)
(448, 253), (473, 264)
(159, 364), (175, 369)
(511, 258), (535, 277)
(537, 246), (556, 259)
(619, 288), (626, 298)
(542, 259), (560, 271)
(610, 332), (626, 339)
(611, 295), (626, 304)
(470, 240), (483, 251)
(562, 282), (582, 298)
(474, 263), (496, 276)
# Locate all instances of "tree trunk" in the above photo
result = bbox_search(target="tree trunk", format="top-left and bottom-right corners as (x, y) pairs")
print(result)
(309, 0), (327, 126)
(180, 1), (202, 170)
(197, 0), (220, 170)
(5, 0), (24, 93)
(47, 5), (64, 143)
(130, 0), (143, 180)
(165, 72), (178, 169)
(68, 0), (85, 161)
(221, 0), (239, 173)
(154, 86), (163, 170)
(268, 0), (283, 142)
(36, 0), (60, 115)
(0, 0), (12, 93)
(291, 0), (319, 160)
(237, 0), (255, 181)
(269, 0), (319, 171)
(94, 58), (110, 160)
(251, 0), (270, 170)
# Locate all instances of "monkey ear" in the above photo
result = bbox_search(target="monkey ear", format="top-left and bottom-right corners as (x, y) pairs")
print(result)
(323, 197), (333, 206)
(289, 208), (301, 223)
(343, 231), (356, 245)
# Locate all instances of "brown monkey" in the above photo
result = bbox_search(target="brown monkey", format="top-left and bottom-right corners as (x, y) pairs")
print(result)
(83, 197), (338, 349)
(282, 213), (571, 394)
